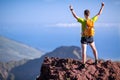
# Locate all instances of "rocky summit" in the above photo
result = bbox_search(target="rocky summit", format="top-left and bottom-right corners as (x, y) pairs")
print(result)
(37, 57), (120, 80)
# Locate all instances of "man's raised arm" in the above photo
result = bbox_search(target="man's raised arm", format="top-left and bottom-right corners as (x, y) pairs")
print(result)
(96, 2), (105, 17)
(69, 5), (79, 20)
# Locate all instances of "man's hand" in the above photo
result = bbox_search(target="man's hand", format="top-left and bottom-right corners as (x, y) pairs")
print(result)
(101, 2), (104, 7)
(69, 5), (79, 20)
(97, 2), (104, 16)
(69, 5), (73, 11)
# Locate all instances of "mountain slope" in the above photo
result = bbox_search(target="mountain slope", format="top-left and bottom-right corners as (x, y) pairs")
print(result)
(38, 57), (120, 80)
(10, 46), (82, 80)
(0, 59), (28, 80)
(0, 36), (44, 80)
(0, 36), (43, 62)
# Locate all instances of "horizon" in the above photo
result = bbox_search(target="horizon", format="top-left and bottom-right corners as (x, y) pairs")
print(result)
(0, 0), (120, 60)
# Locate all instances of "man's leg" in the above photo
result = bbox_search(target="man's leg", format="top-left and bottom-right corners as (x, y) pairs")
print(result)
(81, 43), (87, 64)
(89, 42), (98, 63)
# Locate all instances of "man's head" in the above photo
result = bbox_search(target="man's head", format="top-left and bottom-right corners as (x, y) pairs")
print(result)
(84, 9), (90, 19)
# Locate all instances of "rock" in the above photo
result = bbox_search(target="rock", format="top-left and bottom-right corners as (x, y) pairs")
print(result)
(37, 57), (120, 80)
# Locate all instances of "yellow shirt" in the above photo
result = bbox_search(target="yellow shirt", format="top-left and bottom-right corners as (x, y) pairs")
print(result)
(77, 15), (98, 36)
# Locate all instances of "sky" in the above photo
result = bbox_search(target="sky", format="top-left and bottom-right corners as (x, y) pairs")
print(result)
(0, 0), (120, 25)
(0, 0), (120, 60)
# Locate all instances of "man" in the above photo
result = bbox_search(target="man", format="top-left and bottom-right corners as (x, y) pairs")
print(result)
(69, 2), (104, 67)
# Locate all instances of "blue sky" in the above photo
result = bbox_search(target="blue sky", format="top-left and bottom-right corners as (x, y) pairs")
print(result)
(0, 0), (120, 60)
(0, 0), (120, 25)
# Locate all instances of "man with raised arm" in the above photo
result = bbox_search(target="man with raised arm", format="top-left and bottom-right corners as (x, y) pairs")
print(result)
(69, 2), (104, 68)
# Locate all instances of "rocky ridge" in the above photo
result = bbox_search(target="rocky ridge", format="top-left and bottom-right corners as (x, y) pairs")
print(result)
(37, 57), (120, 80)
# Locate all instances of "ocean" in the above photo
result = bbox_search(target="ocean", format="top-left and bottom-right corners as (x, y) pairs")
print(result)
(0, 24), (120, 60)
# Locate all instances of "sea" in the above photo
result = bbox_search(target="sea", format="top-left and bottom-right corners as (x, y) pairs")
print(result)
(0, 24), (120, 61)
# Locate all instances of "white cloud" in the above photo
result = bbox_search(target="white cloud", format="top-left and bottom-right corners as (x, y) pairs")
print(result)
(46, 22), (120, 28)
(96, 23), (120, 27)
(47, 23), (80, 27)
(55, 23), (79, 27)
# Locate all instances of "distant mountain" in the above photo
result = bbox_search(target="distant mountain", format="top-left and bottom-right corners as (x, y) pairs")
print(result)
(0, 36), (44, 80)
(0, 59), (28, 80)
(0, 36), (44, 62)
(9, 46), (83, 80)
(46, 46), (82, 59)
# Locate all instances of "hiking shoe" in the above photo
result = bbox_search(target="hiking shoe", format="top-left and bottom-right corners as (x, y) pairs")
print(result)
(81, 63), (85, 69)
(94, 60), (98, 65)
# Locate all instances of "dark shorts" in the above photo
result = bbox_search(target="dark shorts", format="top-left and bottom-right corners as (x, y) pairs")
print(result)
(81, 36), (94, 44)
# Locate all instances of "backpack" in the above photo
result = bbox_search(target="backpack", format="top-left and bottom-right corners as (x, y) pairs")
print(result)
(83, 19), (95, 36)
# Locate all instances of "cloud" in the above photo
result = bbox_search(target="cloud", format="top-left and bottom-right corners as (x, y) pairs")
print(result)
(47, 23), (79, 27)
(96, 23), (120, 27)
(46, 22), (120, 28)
(55, 23), (79, 27)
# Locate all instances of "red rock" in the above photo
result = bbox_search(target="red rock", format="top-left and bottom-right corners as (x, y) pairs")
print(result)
(37, 57), (120, 80)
